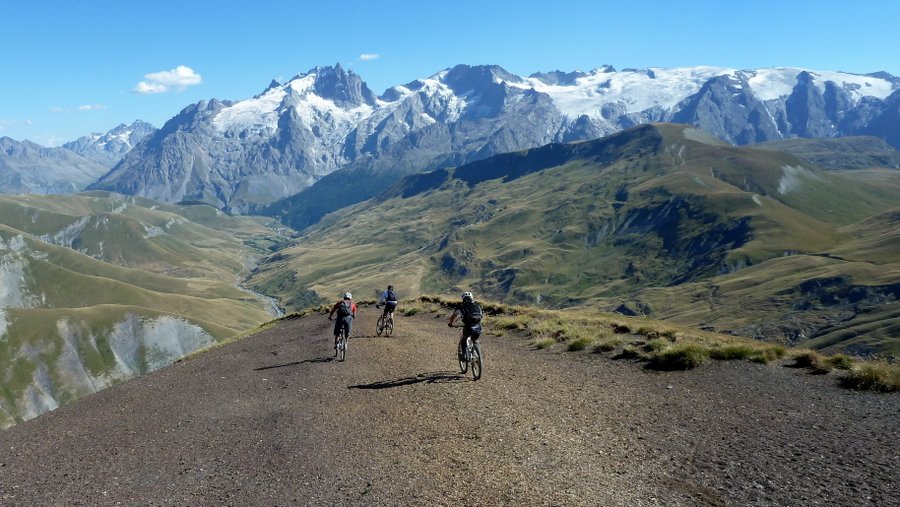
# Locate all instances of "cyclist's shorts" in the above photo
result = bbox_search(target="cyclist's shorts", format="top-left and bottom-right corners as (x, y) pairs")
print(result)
(384, 300), (398, 312)
(334, 316), (352, 337)
(463, 323), (483, 340)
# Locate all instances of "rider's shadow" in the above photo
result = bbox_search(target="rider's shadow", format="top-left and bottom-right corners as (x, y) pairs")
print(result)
(253, 357), (333, 371)
(348, 371), (468, 390)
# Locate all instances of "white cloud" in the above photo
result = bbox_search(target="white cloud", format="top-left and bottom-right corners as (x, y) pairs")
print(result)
(49, 106), (65, 113)
(133, 65), (202, 94)
(77, 104), (107, 111)
(359, 53), (380, 61)
(32, 135), (64, 147)
(0, 119), (30, 130)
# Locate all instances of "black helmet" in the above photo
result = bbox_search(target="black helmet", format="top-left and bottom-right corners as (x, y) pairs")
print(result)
(388, 285), (394, 290)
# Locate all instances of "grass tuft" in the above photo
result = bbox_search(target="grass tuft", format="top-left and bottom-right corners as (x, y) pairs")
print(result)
(841, 361), (900, 392)
(594, 337), (624, 353)
(648, 343), (710, 370)
(567, 337), (594, 351)
(532, 337), (556, 350)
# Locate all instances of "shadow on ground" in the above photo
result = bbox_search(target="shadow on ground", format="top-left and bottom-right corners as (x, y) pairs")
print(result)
(254, 357), (334, 371)
(348, 371), (468, 390)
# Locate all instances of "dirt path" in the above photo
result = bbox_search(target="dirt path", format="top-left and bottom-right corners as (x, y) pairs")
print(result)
(1, 307), (897, 506)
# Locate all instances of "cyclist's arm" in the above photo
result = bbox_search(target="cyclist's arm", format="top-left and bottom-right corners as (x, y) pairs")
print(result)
(448, 309), (460, 327)
(328, 301), (338, 318)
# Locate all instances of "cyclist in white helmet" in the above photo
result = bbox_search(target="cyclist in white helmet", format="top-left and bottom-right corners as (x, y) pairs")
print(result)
(328, 292), (357, 354)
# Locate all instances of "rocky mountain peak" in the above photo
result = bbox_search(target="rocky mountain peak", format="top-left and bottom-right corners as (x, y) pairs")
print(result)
(308, 63), (376, 107)
(441, 64), (523, 95)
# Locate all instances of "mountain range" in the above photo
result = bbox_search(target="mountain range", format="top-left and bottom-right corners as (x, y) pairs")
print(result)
(83, 64), (900, 227)
(0, 120), (155, 195)
(63, 120), (156, 168)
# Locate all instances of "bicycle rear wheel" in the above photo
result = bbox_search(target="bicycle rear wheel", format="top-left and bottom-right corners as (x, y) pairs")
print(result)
(385, 317), (393, 336)
(471, 342), (482, 380)
(376, 315), (385, 336)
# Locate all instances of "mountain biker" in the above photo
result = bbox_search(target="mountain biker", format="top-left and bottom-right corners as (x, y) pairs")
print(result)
(447, 291), (483, 360)
(376, 284), (399, 321)
(328, 292), (357, 354)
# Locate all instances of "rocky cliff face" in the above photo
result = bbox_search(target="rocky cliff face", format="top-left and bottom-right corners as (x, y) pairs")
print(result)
(86, 64), (900, 218)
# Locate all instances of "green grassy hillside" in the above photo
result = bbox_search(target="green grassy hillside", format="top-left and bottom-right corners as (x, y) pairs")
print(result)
(0, 193), (285, 427)
(250, 123), (900, 356)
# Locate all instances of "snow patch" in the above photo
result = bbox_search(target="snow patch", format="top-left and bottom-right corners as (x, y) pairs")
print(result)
(752, 194), (763, 206)
(213, 86), (287, 134)
(743, 68), (894, 104)
(510, 66), (737, 118)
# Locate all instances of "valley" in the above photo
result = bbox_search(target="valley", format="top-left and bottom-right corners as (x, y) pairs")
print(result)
(0, 192), (285, 427)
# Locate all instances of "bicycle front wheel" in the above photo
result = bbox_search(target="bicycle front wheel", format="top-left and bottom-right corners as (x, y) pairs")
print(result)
(471, 343), (482, 380)
(376, 316), (385, 336)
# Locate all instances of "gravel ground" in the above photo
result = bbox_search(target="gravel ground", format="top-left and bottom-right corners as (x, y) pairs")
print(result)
(0, 306), (897, 506)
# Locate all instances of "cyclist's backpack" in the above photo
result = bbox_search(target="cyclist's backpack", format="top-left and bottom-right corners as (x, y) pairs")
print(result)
(337, 300), (352, 318)
(461, 301), (483, 325)
(386, 289), (397, 302)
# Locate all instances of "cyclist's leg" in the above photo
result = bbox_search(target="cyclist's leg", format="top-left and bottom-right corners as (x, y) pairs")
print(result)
(386, 301), (397, 320)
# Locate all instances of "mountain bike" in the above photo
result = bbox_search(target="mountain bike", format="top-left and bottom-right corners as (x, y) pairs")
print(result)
(336, 326), (349, 362)
(375, 305), (394, 336)
(457, 330), (482, 381)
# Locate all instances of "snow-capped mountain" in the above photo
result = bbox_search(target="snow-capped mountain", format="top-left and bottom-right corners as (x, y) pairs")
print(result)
(89, 63), (900, 215)
(0, 137), (108, 194)
(63, 120), (156, 168)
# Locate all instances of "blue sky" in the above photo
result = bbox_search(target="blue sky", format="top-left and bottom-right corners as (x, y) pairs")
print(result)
(2, 0), (898, 146)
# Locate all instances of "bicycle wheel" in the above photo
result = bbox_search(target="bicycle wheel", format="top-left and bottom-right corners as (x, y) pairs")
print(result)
(458, 339), (468, 374)
(385, 317), (393, 336)
(376, 315), (385, 336)
(471, 342), (482, 380)
(338, 331), (347, 362)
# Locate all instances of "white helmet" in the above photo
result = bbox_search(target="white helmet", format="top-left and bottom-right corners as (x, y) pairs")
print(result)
(462, 291), (473, 302)
(344, 292), (352, 300)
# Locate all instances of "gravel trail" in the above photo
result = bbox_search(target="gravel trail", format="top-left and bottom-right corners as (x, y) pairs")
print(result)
(1, 307), (897, 506)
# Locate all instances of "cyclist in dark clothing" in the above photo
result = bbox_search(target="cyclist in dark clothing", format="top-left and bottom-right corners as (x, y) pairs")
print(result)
(377, 284), (399, 320)
(328, 292), (357, 354)
(447, 291), (483, 360)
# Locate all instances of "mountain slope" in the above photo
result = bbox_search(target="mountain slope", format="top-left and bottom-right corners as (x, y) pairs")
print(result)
(248, 124), (900, 355)
(749, 136), (900, 170)
(86, 64), (898, 222)
(0, 137), (108, 194)
(0, 192), (285, 427)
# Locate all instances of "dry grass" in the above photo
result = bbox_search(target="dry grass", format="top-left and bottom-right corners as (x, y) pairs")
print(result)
(841, 362), (900, 392)
(409, 295), (893, 393)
